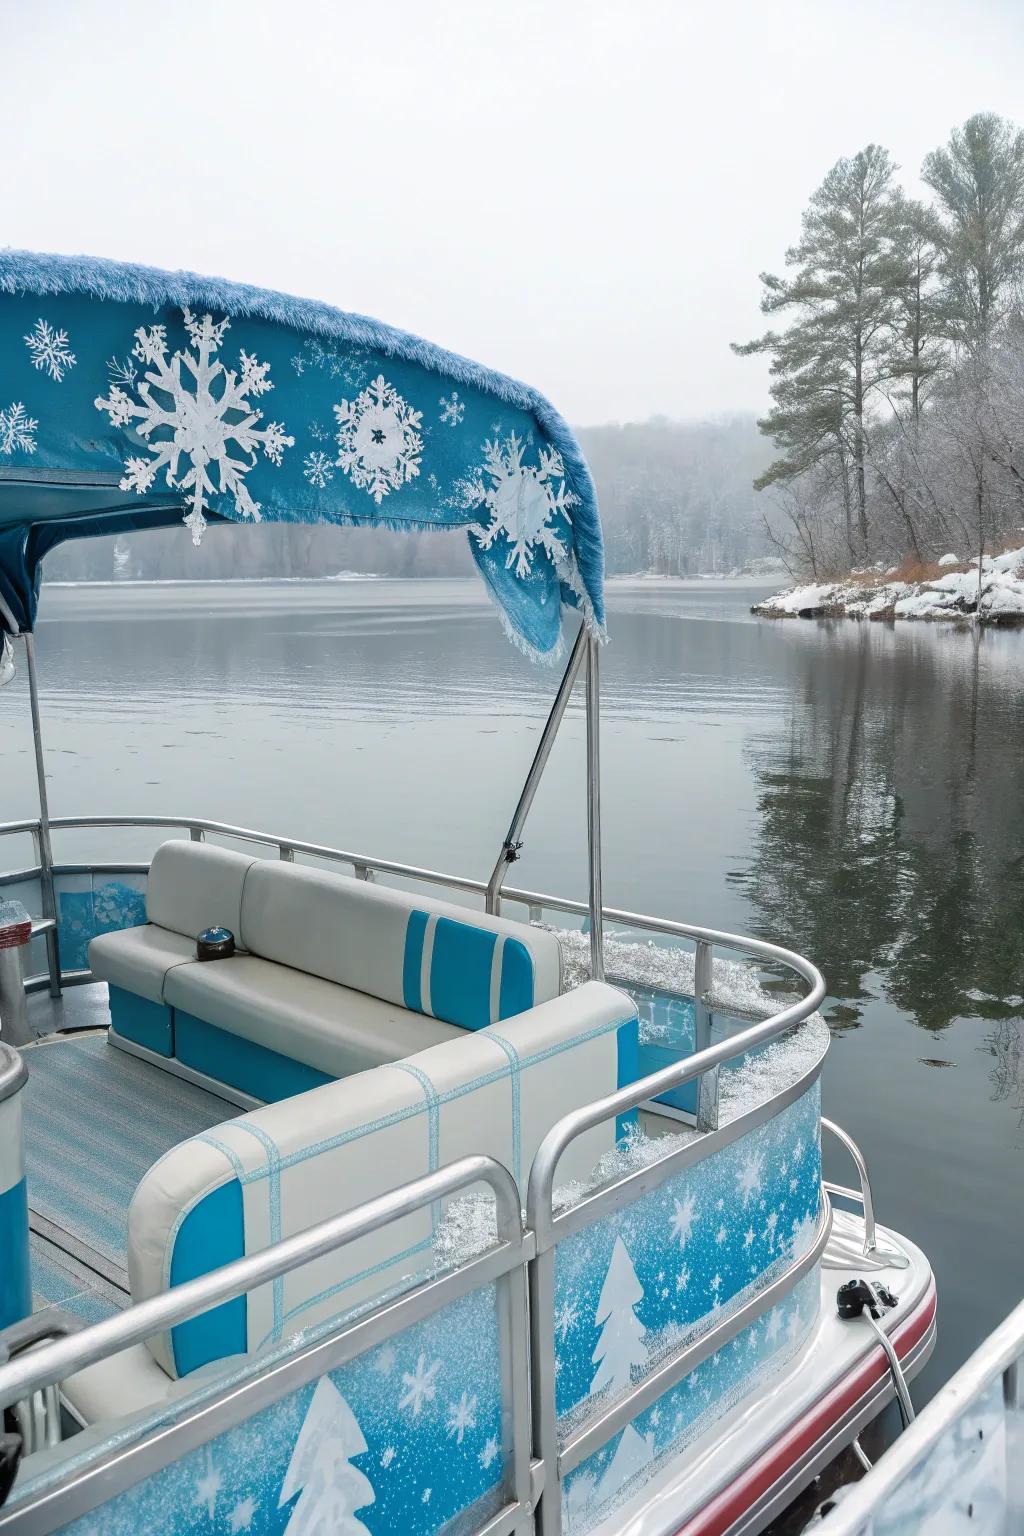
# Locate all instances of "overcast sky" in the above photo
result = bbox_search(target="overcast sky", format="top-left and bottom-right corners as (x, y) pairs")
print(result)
(4, 0), (1024, 425)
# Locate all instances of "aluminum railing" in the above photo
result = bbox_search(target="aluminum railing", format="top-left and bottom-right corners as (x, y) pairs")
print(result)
(0, 814), (825, 1091)
(820, 1296), (1024, 1535)
(526, 1021), (832, 1534)
(0, 1155), (535, 1536)
(0, 812), (843, 1533)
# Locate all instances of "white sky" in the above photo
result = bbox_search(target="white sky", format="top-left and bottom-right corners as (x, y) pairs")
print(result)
(4, 0), (1024, 424)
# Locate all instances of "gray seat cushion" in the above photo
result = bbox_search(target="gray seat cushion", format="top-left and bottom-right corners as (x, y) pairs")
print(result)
(88, 925), (197, 1005)
(163, 955), (462, 1077)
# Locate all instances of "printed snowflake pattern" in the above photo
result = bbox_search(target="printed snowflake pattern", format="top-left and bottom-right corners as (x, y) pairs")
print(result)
(0, 402), (38, 456)
(479, 1436), (500, 1470)
(398, 1353), (440, 1416)
(303, 450), (335, 489)
(439, 390), (465, 426)
(461, 434), (576, 579)
(446, 1390), (478, 1444)
(94, 309), (294, 546)
(24, 319), (76, 382)
(334, 375), (423, 504)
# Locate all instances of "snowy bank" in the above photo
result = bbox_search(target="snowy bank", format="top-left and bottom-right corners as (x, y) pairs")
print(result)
(753, 547), (1024, 625)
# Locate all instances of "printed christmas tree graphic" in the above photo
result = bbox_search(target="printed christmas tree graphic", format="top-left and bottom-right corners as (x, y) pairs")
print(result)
(278, 1377), (376, 1536)
(590, 1235), (647, 1396)
(596, 1424), (655, 1504)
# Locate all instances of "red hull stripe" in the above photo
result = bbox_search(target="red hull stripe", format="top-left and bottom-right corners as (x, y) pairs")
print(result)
(672, 1277), (938, 1536)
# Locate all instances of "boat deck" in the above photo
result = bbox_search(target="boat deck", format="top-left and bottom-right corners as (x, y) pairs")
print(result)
(19, 986), (237, 1326)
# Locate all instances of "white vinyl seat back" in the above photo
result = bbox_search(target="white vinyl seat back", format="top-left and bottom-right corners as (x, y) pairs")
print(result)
(238, 860), (563, 1029)
(145, 840), (256, 940)
(128, 981), (639, 1380)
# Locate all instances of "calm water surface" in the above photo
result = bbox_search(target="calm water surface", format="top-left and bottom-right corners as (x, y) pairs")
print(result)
(3, 576), (1024, 1411)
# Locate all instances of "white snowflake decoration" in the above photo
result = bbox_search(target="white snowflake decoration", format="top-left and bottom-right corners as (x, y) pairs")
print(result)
(333, 374), (423, 504)
(0, 402), (38, 456)
(446, 1390), (478, 1444)
(303, 450), (335, 489)
(462, 434), (576, 579)
(439, 390), (465, 426)
(94, 308), (294, 546)
(668, 1193), (697, 1250)
(479, 1436), (500, 1471)
(24, 319), (76, 382)
(398, 1352), (440, 1416)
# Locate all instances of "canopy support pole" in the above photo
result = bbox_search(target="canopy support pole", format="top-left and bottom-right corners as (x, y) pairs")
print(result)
(484, 625), (588, 916)
(24, 633), (61, 999)
(586, 635), (604, 982)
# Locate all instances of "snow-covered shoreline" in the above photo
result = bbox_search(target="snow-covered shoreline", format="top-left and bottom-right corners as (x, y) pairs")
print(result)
(753, 547), (1024, 625)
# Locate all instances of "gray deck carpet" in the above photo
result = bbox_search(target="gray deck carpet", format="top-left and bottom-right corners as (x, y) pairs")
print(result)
(21, 1032), (238, 1281)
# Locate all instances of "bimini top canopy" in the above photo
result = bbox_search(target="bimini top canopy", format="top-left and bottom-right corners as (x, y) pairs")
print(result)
(0, 251), (605, 660)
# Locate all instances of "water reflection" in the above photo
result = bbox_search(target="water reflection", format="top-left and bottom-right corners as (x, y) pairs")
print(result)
(732, 620), (1024, 1030)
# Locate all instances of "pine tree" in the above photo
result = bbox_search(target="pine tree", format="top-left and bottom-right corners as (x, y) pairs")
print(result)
(278, 1379), (376, 1536)
(923, 113), (1024, 353)
(590, 1236), (646, 1396)
(734, 144), (904, 553)
(889, 195), (946, 421)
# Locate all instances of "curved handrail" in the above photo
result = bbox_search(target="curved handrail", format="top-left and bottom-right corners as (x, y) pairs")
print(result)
(822, 1116), (877, 1256)
(0, 1153), (522, 1410)
(0, 810), (827, 988)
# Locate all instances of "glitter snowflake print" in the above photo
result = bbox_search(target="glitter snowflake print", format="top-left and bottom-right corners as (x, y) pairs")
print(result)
(461, 433), (577, 579)
(0, 402), (38, 456)
(333, 375), (423, 505)
(94, 309), (295, 546)
(24, 319), (76, 382)
(438, 391), (465, 427)
(303, 450), (335, 489)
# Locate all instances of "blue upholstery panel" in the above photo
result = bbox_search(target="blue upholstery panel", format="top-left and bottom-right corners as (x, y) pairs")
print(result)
(0, 1176), (31, 1329)
(109, 984), (174, 1057)
(498, 937), (535, 1019)
(175, 1012), (333, 1102)
(429, 917), (496, 1030)
(169, 1178), (246, 1376)
(402, 909), (429, 1012)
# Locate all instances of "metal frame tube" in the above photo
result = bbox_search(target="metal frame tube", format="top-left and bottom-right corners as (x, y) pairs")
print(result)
(485, 626), (588, 916)
(0, 1153), (522, 1409)
(22, 634), (60, 999)
(586, 637), (603, 981)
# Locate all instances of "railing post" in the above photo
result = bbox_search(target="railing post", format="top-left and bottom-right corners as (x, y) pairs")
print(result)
(188, 825), (205, 843)
(528, 1244), (562, 1536)
(278, 845), (295, 863)
(23, 634), (60, 999)
(586, 636), (604, 983)
(353, 863), (374, 882)
(693, 940), (717, 1131)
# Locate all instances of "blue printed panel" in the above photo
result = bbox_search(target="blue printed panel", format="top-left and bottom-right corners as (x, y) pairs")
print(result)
(551, 1086), (821, 1426)
(632, 985), (697, 1113)
(43, 1284), (507, 1536)
(561, 1268), (821, 1534)
(57, 873), (147, 971)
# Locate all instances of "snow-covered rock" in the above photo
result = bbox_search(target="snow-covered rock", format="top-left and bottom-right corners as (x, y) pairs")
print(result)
(753, 548), (1024, 625)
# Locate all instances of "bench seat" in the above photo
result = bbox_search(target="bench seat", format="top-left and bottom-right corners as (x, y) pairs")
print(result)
(164, 955), (463, 1082)
(89, 925), (196, 1006)
(89, 841), (567, 1100)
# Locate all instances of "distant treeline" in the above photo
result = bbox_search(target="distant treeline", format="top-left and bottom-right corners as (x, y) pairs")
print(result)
(42, 417), (775, 583)
(735, 112), (1024, 579)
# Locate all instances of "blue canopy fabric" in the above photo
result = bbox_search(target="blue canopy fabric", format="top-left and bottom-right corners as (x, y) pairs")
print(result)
(0, 252), (605, 660)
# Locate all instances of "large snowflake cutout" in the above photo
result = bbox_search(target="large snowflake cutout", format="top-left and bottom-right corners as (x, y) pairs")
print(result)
(0, 402), (38, 456)
(462, 434), (576, 579)
(94, 309), (294, 545)
(333, 374), (423, 505)
(24, 319), (76, 382)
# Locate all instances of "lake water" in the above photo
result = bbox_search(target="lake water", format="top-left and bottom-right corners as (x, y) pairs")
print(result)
(3, 575), (1023, 1418)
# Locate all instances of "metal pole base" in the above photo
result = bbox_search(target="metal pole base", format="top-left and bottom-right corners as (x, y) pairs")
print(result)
(0, 948), (31, 1049)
